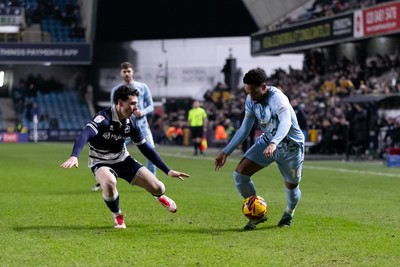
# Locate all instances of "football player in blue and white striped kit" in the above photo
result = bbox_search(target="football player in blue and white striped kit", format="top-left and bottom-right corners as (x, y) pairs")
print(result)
(61, 85), (189, 229)
(215, 68), (304, 230)
(91, 62), (157, 191)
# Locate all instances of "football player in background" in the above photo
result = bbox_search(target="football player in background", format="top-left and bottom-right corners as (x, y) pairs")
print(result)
(214, 68), (305, 230)
(61, 85), (189, 229)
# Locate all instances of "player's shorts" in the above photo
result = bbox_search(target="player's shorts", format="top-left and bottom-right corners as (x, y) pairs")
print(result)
(190, 126), (203, 139)
(91, 156), (143, 184)
(244, 137), (304, 184)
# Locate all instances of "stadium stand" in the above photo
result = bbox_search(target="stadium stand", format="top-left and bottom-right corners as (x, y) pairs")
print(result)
(0, 0), (86, 43)
(18, 89), (91, 130)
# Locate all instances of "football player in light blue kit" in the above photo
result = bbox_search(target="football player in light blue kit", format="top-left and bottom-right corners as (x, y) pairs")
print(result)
(215, 68), (305, 230)
(92, 62), (156, 191)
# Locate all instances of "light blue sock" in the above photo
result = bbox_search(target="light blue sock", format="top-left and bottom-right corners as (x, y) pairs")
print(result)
(285, 186), (301, 215)
(233, 171), (256, 198)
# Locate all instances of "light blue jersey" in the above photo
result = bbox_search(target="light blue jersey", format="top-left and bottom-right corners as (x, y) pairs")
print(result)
(224, 86), (304, 184)
(246, 86), (304, 145)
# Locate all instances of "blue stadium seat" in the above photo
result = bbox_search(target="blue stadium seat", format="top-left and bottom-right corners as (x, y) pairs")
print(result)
(20, 90), (91, 130)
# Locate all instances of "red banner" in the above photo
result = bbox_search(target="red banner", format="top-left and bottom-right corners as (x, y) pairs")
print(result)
(1, 133), (18, 143)
(362, 2), (400, 36)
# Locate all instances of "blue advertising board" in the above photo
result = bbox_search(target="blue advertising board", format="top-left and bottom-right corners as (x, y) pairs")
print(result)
(0, 43), (91, 64)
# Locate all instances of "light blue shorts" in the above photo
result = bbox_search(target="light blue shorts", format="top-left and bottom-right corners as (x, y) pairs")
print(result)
(244, 137), (304, 184)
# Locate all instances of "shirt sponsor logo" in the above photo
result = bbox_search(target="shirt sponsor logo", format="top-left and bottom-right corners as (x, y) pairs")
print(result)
(102, 131), (124, 141)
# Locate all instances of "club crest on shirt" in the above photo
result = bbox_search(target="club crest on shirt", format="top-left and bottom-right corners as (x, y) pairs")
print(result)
(94, 115), (105, 123)
(124, 125), (130, 133)
(255, 106), (271, 128)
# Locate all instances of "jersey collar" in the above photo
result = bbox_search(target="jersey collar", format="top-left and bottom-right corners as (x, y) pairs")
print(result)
(111, 105), (129, 126)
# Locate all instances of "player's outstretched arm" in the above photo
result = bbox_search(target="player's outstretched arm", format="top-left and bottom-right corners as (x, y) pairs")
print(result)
(214, 152), (227, 171)
(60, 156), (79, 169)
(167, 170), (190, 181)
(60, 126), (95, 169)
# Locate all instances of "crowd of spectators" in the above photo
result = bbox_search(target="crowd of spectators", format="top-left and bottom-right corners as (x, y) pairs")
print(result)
(148, 49), (400, 158)
(3, 1), (399, 158)
(5, 52), (399, 158)
(269, 0), (394, 31)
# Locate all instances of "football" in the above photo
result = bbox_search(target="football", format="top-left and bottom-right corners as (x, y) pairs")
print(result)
(242, 195), (268, 220)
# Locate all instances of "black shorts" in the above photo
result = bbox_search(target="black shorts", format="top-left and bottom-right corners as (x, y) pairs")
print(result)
(190, 126), (203, 139)
(91, 156), (143, 184)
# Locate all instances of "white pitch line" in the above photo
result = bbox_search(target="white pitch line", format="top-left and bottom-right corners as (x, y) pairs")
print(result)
(159, 152), (400, 178)
(304, 165), (400, 178)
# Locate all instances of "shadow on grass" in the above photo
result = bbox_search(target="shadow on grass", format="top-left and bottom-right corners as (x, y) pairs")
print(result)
(12, 224), (282, 233)
(13, 225), (112, 231)
(196, 224), (280, 234)
(127, 223), (281, 234)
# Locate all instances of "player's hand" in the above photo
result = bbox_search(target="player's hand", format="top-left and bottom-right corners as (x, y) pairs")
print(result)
(168, 170), (190, 181)
(263, 143), (277, 158)
(60, 156), (79, 169)
(134, 110), (144, 118)
(214, 152), (227, 171)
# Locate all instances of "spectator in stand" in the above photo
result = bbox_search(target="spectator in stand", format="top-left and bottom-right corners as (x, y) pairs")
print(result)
(174, 124), (184, 145)
(347, 103), (369, 155)
(291, 98), (308, 141)
(337, 75), (354, 97)
(322, 116), (347, 154)
(214, 122), (228, 147)
(384, 117), (400, 149)
(224, 119), (236, 142)
(166, 124), (183, 145)
(355, 80), (370, 95)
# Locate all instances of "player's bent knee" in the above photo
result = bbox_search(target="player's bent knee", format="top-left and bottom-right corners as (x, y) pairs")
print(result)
(285, 181), (299, 190)
(233, 171), (251, 184)
(95, 167), (117, 189)
(152, 180), (165, 196)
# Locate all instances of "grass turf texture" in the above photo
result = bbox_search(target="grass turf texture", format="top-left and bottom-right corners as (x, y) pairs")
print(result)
(0, 143), (399, 266)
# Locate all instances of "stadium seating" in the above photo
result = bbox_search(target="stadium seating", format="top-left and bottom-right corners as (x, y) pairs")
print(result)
(41, 19), (84, 43)
(23, 90), (91, 130)
(24, 0), (85, 43)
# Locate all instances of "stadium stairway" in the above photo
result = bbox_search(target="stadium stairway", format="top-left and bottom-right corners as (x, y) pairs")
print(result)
(0, 97), (17, 130)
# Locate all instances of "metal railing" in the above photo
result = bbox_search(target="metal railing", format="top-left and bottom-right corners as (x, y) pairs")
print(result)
(0, 30), (51, 43)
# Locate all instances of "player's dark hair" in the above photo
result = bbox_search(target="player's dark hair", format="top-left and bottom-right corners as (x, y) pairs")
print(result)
(243, 68), (267, 86)
(113, 85), (139, 104)
(120, 61), (134, 70)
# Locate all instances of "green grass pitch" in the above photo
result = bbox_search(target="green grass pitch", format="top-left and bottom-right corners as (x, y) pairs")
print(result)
(0, 143), (399, 266)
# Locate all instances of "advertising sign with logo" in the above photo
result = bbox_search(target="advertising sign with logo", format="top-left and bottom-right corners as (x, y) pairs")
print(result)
(251, 14), (353, 55)
(0, 43), (91, 64)
(358, 2), (400, 37)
